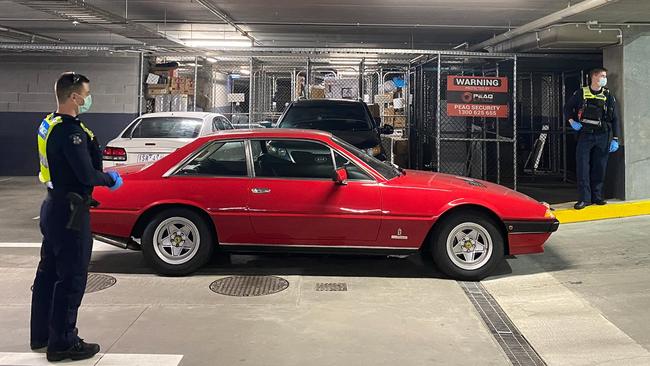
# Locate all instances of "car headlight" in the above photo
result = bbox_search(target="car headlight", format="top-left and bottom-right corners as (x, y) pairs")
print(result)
(365, 145), (382, 157)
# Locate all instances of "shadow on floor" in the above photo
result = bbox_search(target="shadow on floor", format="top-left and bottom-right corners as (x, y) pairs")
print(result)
(89, 250), (515, 280)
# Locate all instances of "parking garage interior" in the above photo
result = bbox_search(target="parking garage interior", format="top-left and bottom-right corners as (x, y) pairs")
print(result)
(1, 1), (650, 365)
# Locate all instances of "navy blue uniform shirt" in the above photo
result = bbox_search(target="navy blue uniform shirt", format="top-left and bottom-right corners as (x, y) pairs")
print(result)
(47, 113), (114, 195)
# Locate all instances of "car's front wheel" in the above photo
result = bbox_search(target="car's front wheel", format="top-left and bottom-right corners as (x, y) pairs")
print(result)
(142, 208), (214, 276)
(428, 210), (504, 281)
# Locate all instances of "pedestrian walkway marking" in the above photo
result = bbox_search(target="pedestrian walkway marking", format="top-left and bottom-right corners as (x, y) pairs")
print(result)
(0, 352), (183, 366)
(554, 199), (650, 224)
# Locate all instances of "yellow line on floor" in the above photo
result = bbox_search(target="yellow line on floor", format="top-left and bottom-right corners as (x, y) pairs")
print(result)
(554, 200), (650, 224)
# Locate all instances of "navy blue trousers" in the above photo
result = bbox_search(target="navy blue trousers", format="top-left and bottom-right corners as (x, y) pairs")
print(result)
(30, 194), (92, 351)
(575, 131), (610, 203)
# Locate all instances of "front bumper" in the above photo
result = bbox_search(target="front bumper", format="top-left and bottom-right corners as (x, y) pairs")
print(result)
(504, 219), (559, 255)
(504, 219), (560, 234)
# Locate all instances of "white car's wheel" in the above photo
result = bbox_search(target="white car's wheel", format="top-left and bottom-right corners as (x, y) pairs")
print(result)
(142, 208), (214, 276)
(428, 210), (504, 281)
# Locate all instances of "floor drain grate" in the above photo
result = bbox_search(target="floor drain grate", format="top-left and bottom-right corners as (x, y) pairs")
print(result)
(85, 274), (117, 293)
(210, 276), (289, 297)
(315, 283), (347, 291)
(459, 281), (547, 366)
(31, 273), (117, 294)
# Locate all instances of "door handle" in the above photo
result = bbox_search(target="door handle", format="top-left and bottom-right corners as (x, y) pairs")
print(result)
(251, 188), (271, 194)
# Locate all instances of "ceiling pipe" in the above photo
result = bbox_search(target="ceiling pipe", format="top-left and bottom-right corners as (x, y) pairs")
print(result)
(488, 23), (622, 53)
(0, 25), (62, 42)
(470, 0), (621, 51)
(193, 0), (260, 46)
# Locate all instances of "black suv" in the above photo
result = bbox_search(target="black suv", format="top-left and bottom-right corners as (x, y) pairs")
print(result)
(276, 99), (393, 159)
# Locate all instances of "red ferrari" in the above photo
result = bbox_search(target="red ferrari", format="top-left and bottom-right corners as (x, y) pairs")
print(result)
(91, 129), (558, 280)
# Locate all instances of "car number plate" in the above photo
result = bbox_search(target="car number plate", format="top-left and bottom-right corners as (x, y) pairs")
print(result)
(137, 153), (165, 162)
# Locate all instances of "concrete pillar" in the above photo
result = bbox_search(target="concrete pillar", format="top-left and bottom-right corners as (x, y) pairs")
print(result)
(604, 34), (650, 200)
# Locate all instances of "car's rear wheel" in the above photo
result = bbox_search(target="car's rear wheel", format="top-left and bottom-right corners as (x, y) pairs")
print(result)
(428, 210), (504, 281)
(142, 208), (214, 276)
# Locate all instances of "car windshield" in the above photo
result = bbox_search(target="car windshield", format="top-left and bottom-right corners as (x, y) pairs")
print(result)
(278, 104), (372, 131)
(130, 117), (203, 138)
(332, 136), (401, 180)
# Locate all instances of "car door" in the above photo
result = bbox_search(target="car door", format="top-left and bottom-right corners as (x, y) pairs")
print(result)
(246, 138), (382, 246)
(167, 139), (254, 244)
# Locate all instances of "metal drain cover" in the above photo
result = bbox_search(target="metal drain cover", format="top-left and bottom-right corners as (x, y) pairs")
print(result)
(30, 273), (116, 294)
(85, 274), (117, 293)
(210, 276), (289, 297)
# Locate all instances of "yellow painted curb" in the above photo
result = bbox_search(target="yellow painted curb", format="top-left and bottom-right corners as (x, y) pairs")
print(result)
(554, 200), (650, 224)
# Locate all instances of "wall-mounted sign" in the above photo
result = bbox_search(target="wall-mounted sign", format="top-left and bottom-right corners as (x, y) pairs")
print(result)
(446, 76), (509, 118)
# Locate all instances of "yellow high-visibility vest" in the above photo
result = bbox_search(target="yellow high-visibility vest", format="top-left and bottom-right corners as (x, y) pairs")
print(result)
(582, 86), (608, 102)
(37, 113), (94, 188)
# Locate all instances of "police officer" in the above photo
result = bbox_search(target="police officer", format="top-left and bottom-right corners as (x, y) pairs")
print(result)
(30, 72), (123, 362)
(564, 67), (620, 210)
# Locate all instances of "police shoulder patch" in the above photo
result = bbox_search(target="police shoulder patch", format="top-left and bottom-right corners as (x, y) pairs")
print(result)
(70, 133), (83, 145)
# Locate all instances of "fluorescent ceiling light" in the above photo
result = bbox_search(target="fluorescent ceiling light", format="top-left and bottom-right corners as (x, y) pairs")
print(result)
(230, 74), (241, 79)
(240, 68), (251, 75)
(206, 57), (218, 63)
(183, 40), (252, 48)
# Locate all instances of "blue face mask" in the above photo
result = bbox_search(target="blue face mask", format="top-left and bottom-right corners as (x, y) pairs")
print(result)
(77, 94), (92, 114)
(599, 77), (607, 88)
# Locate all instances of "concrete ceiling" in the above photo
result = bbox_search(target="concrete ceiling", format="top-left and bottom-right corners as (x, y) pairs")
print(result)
(0, 0), (649, 51)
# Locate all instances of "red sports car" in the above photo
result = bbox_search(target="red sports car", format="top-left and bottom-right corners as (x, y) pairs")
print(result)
(91, 129), (558, 280)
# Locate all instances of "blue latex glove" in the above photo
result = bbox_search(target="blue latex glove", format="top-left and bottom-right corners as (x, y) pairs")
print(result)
(107, 171), (123, 191)
(609, 139), (619, 153)
(569, 120), (582, 131)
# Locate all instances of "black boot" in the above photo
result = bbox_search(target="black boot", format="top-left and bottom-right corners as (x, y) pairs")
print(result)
(574, 201), (590, 210)
(46, 339), (100, 362)
(593, 199), (607, 205)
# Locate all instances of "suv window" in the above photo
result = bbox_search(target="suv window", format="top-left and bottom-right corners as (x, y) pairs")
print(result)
(251, 139), (335, 179)
(176, 140), (247, 177)
(131, 117), (203, 138)
(278, 103), (372, 131)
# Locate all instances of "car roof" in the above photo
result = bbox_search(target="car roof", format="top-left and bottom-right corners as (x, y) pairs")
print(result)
(290, 99), (365, 106)
(140, 112), (223, 119)
(200, 128), (334, 142)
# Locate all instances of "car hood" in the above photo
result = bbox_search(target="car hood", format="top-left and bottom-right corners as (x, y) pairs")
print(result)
(391, 170), (538, 202)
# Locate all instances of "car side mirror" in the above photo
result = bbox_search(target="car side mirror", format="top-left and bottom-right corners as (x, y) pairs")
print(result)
(333, 167), (348, 185)
(380, 124), (394, 135)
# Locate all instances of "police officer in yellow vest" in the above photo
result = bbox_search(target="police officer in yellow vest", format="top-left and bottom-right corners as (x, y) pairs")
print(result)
(31, 72), (123, 362)
(564, 67), (620, 210)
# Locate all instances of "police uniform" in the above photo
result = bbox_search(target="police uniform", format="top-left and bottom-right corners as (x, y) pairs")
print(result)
(30, 113), (114, 352)
(564, 86), (620, 204)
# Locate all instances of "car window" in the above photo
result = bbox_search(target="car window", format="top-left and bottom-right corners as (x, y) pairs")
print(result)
(120, 119), (140, 138)
(131, 117), (203, 138)
(278, 104), (372, 131)
(175, 140), (247, 177)
(332, 136), (400, 180)
(220, 117), (234, 130)
(251, 139), (335, 180)
(212, 117), (226, 131)
(334, 152), (373, 181)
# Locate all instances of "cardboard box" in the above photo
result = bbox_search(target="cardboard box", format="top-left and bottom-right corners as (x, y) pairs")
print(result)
(383, 106), (395, 125)
(393, 115), (406, 128)
(309, 85), (326, 99)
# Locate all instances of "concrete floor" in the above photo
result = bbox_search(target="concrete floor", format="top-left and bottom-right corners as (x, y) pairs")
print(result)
(0, 177), (649, 365)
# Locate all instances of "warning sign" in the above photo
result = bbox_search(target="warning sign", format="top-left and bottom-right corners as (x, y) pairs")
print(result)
(446, 76), (509, 118)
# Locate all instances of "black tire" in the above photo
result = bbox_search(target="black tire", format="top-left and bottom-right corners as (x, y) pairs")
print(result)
(141, 208), (215, 276)
(427, 210), (504, 281)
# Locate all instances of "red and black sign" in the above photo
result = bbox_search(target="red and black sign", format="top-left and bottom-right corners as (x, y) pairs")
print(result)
(446, 76), (510, 118)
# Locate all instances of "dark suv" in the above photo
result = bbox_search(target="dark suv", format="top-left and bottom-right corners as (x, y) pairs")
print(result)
(276, 99), (393, 159)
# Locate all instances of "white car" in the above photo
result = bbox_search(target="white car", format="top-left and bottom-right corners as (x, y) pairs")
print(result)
(103, 112), (234, 167)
